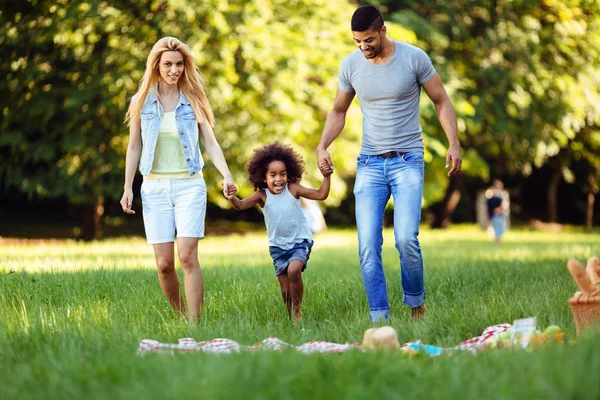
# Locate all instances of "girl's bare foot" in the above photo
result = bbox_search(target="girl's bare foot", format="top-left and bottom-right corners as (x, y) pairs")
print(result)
(292, 311), (302, 324)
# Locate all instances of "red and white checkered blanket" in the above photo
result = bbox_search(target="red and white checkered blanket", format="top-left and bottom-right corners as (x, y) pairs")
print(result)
(454, 323), (512, 352)
(138, 323), (512, 356)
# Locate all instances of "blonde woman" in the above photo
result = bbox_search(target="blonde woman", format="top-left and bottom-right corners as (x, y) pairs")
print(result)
(120, 37), (237, 322)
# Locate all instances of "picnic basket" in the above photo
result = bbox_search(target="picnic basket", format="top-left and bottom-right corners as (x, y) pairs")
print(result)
(570, 302), (600, 336)
(567, 257), (600, 336)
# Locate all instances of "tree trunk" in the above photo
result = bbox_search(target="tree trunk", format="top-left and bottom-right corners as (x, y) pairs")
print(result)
(82, 195), (105, 241)
(586, 190), (595, 230)
(547, 158), (562, 223)
(586, 176), (596, 230)
(430, 175), (462, 229)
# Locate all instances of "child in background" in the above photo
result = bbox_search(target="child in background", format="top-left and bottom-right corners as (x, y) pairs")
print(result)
(225, 142), (332, 323)
(486, 179), (510, 245)
(300, 198), (328, 234)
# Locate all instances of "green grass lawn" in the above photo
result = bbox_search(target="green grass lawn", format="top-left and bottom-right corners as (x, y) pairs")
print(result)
(1, 226), (600, 399)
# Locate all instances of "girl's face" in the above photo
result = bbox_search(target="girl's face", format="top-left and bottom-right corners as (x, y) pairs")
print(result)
(265, 160), (288, 194)
(158, 51), (184, 87)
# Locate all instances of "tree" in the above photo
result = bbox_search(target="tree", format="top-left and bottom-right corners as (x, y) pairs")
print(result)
(0, 0), (369, 239)
(0, 1), (179, 239)
(380, 0), (600, 225)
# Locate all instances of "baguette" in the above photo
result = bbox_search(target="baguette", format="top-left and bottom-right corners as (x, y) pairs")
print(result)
(567, 259), (596, 294)
(586, 257), (600, 287)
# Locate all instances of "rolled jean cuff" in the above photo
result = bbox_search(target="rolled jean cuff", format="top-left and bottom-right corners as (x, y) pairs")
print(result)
(370, 308), (390, 322)
(403, 292), (426, 308)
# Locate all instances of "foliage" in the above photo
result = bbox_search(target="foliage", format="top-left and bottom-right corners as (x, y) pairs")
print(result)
(3, 0), (600, 231)
(177, 0), (361, 207)
(0, 0), (366, 217)
(0, 1), (164, 204)
(382, 0), (600, 207)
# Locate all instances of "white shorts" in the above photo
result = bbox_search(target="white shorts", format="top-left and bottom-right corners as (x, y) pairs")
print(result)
(141, 178), (207, 244)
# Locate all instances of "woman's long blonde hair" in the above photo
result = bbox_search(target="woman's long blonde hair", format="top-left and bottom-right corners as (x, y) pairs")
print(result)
(125, 37), (215, 127)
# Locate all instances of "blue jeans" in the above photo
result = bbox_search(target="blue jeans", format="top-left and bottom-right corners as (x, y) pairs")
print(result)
(353, 152), (425, 321)
(490, 214), (506, 239)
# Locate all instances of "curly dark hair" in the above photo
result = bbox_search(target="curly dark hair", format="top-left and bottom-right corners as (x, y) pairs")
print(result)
(246, 142), (305, 190)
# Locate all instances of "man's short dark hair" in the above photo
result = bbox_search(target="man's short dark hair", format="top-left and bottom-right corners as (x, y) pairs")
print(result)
(351, 5), (384, 32)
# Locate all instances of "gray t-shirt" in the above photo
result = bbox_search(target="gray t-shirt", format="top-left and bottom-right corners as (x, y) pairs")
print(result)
(338, 41), (436, 154)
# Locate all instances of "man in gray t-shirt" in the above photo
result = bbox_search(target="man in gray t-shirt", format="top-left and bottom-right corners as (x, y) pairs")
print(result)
(317, 5), (462, 322)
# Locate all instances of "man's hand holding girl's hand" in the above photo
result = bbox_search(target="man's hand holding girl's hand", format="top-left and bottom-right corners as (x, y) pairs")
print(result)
(318, 159), (334, 178)
(317, 148), (334, 176)
(320, 165), (334, 178)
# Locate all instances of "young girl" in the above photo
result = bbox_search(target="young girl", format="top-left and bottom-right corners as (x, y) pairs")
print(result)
(119, 37), (237, 322)
(225, 142), (332, 323)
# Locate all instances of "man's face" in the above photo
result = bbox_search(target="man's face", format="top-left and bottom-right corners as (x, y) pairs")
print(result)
(352, 27), (385, 59)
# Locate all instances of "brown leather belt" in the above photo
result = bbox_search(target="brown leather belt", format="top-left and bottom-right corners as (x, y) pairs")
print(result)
(377, 151), (407, 158)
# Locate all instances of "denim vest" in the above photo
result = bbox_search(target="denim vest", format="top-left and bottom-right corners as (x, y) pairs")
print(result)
(138, 91), (204, 176)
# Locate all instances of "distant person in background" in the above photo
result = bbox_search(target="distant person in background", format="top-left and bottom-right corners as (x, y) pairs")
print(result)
(486, 179), (510, 245)
(119, 37), (237, 322)
(300, 198), (328, 234)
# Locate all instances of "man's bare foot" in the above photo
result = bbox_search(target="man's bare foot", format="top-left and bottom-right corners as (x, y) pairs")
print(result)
(411, 304), (426, 321)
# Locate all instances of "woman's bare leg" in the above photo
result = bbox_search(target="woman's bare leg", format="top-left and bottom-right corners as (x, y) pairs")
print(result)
(152, 242), (185, 314)
(176, 237), (203, 322)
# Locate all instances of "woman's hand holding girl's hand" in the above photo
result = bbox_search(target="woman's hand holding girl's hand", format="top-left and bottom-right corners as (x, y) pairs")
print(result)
(223, 185), (237, 200)
(222, 176), (237, 198)
(120, 189), (135, 214)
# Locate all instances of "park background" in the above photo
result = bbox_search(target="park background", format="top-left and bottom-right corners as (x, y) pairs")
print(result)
(1, 0), (600, 239)
(2, 2), (600, 399)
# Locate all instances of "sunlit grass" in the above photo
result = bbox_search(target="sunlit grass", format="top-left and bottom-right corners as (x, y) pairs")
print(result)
(1, 226), (599, 399)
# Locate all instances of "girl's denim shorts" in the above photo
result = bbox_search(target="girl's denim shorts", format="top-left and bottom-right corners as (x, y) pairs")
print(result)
(269, 239), (314, 276)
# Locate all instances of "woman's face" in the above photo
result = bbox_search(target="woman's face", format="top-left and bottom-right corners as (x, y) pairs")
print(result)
(158, 51), (184, 86)
(264, 160), (288, 194)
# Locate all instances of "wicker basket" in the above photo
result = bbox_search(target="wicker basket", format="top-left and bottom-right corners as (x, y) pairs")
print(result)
(570, 301), (600, 336)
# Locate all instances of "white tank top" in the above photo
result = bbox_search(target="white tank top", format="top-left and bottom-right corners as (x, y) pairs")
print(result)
(263, 185), (313, 249)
